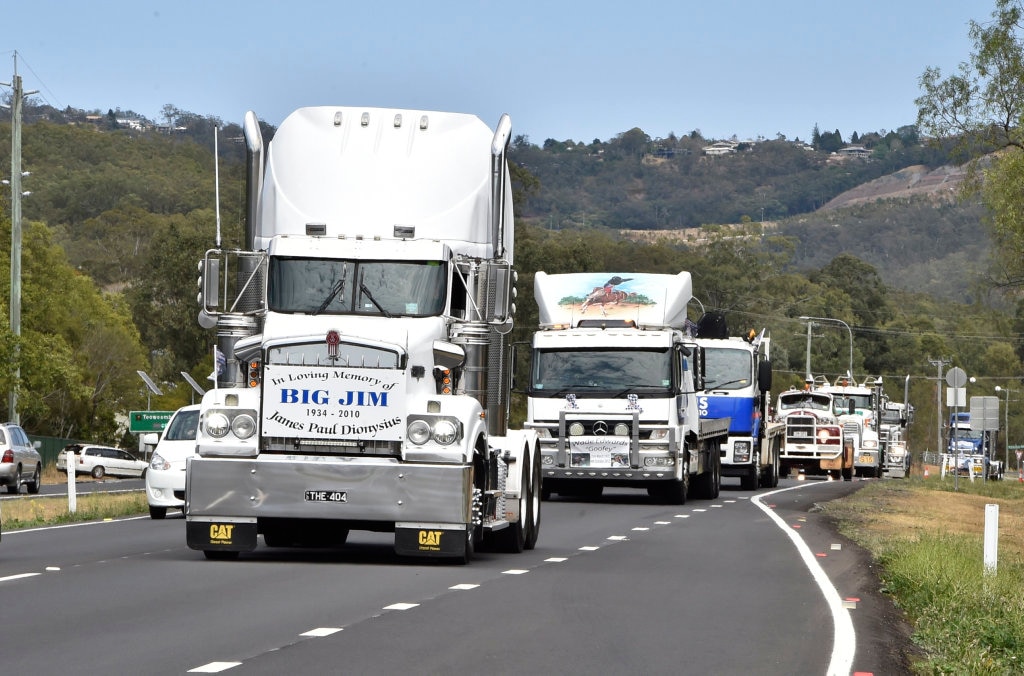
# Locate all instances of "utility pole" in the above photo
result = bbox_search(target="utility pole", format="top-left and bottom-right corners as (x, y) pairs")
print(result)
(928, 357), (951, 460)
(2, 54), (39, 423)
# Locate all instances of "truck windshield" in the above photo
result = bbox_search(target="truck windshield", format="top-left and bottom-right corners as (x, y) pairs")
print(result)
(268, 258), (446, 317)
(703, 347), (752, 391)
(531, 348), (672, 395)
(778, 393), (831, 411)
(832, 394), (873, 414)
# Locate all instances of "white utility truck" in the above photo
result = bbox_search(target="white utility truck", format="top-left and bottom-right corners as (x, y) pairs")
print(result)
(524, 272), (729, 503)
(184, 106), (541, 562)
(696, 316), (784, 490)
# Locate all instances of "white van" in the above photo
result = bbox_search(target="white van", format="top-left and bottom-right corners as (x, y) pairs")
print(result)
(143, 405), (200, 519)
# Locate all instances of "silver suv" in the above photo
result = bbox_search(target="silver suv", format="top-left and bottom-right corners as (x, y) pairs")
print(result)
(0, 422), (41, 494)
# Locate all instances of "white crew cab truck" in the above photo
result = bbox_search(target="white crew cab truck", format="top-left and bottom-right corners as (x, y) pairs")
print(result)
(524, 271), (729, 504)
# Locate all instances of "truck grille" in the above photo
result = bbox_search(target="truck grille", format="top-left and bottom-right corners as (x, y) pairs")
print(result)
(786, 415), (816, 444)
(563, 419), (635, 437)
(261, 438), (401, 457)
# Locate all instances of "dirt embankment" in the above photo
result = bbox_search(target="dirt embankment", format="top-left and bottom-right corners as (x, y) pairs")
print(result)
(820, 164), (966, 211)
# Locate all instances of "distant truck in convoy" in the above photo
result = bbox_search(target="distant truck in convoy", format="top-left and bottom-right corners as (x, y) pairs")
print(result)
(816, 376), (883, 478)
(879, 376), (912, 478)
(777, 386), (852, 480)
(184, 106), (541, 563)
(695, 314), (783, 490)
(524, 271), (730, 504)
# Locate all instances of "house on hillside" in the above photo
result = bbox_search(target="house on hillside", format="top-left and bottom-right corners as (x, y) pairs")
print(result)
(702, 141), (738, 156)
(831, 144), (872, 161)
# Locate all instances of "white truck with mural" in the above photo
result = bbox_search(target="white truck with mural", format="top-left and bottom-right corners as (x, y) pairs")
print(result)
(523, 272), (729, 504)
(184, 106), (540, 562)
(695, 317), (784, 490)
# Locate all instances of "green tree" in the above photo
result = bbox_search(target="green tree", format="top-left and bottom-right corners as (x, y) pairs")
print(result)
(916, 0), (1024, 287)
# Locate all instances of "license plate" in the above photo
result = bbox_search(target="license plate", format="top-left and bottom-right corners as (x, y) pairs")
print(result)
(305, 490), (348, 503)
(792, 431), (809, 437)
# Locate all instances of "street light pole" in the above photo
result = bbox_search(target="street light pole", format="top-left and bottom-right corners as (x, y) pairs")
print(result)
(799, 316), (854, 379)
(995, 385), (1012, 471)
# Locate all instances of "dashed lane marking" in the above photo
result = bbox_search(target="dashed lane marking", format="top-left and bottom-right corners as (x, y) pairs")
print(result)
(300, 627), (343, 637)
(188, 662), (241, 673)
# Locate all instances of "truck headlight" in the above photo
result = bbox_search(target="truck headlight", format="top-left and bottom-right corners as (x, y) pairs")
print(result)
(432, 419), (458, 445)
(406, 416), (463, 446)
(231, 414), (257, 439)
(206, 412), (231, 438)
(203, 409), (258, 440)
(733, 441), (751, 462)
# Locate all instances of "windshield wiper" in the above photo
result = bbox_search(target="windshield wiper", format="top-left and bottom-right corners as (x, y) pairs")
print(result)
(359, 283), (393, 318)
(313, 272), (347, 315)
(705, 378), (749, 391)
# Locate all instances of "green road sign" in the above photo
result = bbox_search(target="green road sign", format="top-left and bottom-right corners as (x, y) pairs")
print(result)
(129, 410), (175, 433)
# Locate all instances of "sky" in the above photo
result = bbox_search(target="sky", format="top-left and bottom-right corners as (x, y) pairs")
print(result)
(0, 0), (998, 144)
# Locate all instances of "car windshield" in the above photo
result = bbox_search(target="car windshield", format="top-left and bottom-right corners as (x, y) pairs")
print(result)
(268, 258), (446, 317)
(164, 410), (200, 441)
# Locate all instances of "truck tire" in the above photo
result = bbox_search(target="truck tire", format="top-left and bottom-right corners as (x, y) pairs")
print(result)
(761, 450), (779, 488)
(524, 450), (541, 550)
(741, 464), (759, 490)
(491, 454), (531, 554)
(650, 460), (688, 504)
(694, 452), (721, 499)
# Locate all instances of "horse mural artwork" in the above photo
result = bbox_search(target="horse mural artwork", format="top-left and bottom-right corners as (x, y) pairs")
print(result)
(580, 276), (635, 314)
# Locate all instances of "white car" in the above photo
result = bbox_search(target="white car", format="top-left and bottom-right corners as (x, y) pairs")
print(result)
(57, 444), (147, 479)
(143, 404), (200, 519)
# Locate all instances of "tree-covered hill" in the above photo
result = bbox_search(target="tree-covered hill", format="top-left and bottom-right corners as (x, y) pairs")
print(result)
(0, 108), (1014, 458)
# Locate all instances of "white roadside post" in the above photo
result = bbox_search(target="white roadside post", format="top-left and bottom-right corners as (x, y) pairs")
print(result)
(984, 503), (999, 575)
(67, 451), (76, 513)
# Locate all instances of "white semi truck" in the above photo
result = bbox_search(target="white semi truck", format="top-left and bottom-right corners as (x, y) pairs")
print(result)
(184, 106), (541, 563)
(817, 376), (883, 478)
(777, 387), (852, 480)
(696, 318), (784, 490)
(523, 272), (729, 504)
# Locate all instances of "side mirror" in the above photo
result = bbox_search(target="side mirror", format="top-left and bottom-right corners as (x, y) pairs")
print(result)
(757, 360), (773, 393)
(141, 433), (159, 446)
(432, 340), (466, 370)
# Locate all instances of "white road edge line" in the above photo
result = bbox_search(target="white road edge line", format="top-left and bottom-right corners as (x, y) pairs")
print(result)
(752, 484), (855, 676)
(0, 572), (40, 583)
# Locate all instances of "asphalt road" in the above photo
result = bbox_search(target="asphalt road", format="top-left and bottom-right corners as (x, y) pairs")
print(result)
(0, 476), (910, 675)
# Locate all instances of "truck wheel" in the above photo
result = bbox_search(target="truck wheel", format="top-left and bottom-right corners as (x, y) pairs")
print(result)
(741, 465), (759, 490)
(693, 452), (720, 499)
(492, 460), (528, 554)
(652, 461), (688, 505)
(762, 451), (779, 488)
(524, 450), (541, 550)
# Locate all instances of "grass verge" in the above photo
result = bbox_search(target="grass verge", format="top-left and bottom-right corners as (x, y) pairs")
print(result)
(2, 486), (147, 529)
(823, 471), (1024, 674)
